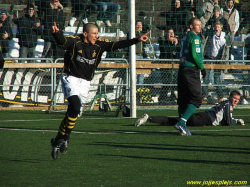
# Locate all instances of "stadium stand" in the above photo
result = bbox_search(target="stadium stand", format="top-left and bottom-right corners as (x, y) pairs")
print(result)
(1, 0), (250, 109)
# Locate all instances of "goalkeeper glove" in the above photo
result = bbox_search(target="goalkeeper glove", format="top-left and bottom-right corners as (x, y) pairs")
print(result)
(201, 69), (206, 79)
(236, 119), (245, 126)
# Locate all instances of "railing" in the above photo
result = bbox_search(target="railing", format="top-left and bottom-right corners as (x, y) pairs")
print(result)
(1, 58), (250, 110)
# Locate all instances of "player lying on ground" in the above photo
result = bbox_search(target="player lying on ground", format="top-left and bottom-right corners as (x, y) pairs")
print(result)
(50, 22), (150, 159)
(135, 90), (245, 128)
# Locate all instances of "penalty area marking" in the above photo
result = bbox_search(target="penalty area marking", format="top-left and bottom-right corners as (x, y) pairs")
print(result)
(0, 127), (249, 135)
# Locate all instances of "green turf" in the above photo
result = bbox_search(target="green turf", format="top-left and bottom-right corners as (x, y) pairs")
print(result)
(1, 110), (250, 187)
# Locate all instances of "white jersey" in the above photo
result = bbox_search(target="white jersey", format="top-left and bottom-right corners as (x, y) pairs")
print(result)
(207, 31), (226, 59)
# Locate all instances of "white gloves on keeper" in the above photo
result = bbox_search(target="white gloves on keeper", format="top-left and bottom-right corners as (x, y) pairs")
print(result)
(236, 119), (245, 126)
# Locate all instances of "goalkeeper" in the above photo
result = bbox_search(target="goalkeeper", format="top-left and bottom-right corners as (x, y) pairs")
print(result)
(175, 17), (206, 136)
(135, 90), (245, 127)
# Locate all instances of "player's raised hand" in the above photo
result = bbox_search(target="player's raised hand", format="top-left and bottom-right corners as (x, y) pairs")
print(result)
(51, 22), (59, 33)
(140, 31), (150, 42)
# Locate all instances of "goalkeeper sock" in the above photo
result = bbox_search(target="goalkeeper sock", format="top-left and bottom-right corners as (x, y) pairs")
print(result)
(178, 106), (185, 119)
(179, 104), (197, 126)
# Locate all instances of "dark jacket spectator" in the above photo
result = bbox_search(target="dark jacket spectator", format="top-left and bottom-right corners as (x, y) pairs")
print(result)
(70, 0), (97, 22)
(43, 1), (65, 42)
(158, 28), (180, 59)
(205, 6), (223, 32)
(199, 0), (219, 29)
(167, 0), (187, 37)
(13, 6), (42, 48)
(41, 0), (65, 60)
(127, 21), (149, 59)
(0, 9), (13, 58)
(0, 44), (5, 68)
(184, 0), (198, 26)
(13, 4), (42, 62)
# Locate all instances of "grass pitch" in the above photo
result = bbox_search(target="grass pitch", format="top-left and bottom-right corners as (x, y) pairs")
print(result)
(1, 109), (250, 187)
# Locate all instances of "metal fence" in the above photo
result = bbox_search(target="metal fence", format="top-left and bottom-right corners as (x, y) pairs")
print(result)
(1, 58), (250, 111)
(1, 0), (250, 112)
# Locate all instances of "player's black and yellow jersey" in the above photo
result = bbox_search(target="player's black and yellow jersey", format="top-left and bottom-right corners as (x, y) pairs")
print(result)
(52, 31), (139, 81)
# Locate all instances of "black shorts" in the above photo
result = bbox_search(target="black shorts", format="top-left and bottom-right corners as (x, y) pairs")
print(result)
(177, 66), (202, 108)
(186, 112), (212, 126)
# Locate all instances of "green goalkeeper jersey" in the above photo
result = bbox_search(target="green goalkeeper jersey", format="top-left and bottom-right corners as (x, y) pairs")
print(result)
(179, 30), (204, 70)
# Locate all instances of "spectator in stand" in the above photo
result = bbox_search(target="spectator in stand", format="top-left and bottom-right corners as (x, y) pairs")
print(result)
(184, 0), (198, 25)
(199, 0), (219, 29)
(238, 0), (250, 35)
(127, 20), (149, 87)
(95, 0), (120, 28)
(239, 0), (250, 60)
(220, 0), (240, 48)
(0, 44), (5, 69)
(69, 0), (98, 26)
(159, 28), (180, 60)
(204, 6), (223, 32)
(185, 27), (191, 35)
(206, 22), (226, 61)
(205, 21), (226, 102)
(158, 28), (180, 104)
(13, 4), (43, 63)
(132, 20), (148, 59)
(35, 0), (70, 19)
(165, 0), (187, 38)
(0, 9), (13, 58)
(42, 0), (65, 60)
(234, 0), (243, 18)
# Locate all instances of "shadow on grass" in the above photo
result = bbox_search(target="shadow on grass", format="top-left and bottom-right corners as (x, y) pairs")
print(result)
(0, 156), (42, 163)
(95, 153), (250, 165)
(89, 142), (250, 155)
(191, 131), (250, 138)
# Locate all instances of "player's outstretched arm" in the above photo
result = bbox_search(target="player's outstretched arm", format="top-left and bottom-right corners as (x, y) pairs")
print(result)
(51, 22), (60, 33)
(51, 22), (68, 46)
(107, 31), (150, 51)
(139, 31), (150, 42)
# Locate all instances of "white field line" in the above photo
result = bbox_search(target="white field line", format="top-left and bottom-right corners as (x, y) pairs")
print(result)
(0, 127), (249, 135)
(1, 114), (249, 122)
(1, 117), (128, 122)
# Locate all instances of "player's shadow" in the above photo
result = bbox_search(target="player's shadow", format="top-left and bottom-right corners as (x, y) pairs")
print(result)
(95, 153), (250, 166)
(191, 131), (250, 138)
(90, 142), (250, 156)
(0, 156), (43, 163)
